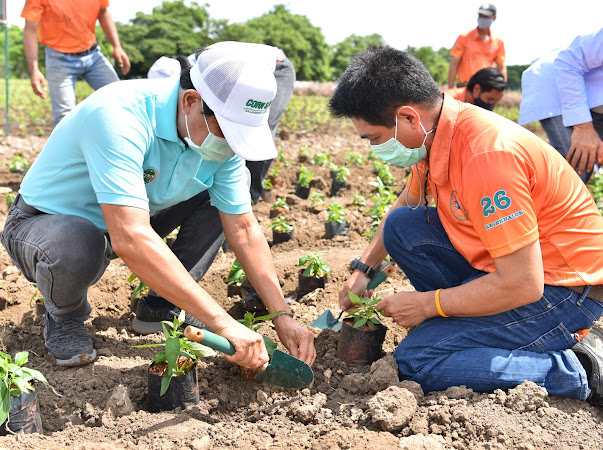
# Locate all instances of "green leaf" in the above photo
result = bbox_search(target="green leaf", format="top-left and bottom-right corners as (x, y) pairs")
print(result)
(353, 317), (368, 328)
(165, 336), (180, 378)
(348, 290), (361, 304)
(0, 382), (9, 426)
(13, 352), (28, 367)
(263, 336), (278, 357)
(160, 372), (172, 396)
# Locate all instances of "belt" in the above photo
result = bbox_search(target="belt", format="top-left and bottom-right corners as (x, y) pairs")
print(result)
(14, 195), (44, 215)
(64, 43), (98, 57)
(567, 285), (603, 303)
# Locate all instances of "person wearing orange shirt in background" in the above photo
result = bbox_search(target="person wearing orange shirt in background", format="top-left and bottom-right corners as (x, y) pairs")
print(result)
(448, 4), (506, 88)
(330, 46), (603, 407)
(22, 0), (130, 127)
(443, 67), (506, 110)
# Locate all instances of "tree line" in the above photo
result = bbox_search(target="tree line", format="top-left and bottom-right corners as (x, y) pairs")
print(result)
(0, 1), (526, 89)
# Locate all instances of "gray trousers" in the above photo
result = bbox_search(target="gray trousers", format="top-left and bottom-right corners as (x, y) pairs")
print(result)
(0, 191), (224, 321)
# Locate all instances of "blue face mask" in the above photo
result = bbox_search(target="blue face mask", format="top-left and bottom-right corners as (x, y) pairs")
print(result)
(477, 17), (494, 29)
(370, 115), (435, 167)
(185, 114), (235, 162)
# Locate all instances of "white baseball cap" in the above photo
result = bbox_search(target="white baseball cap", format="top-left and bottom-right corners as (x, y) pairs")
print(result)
(147, 56), (181, 79)
(190, 41), (279, 161)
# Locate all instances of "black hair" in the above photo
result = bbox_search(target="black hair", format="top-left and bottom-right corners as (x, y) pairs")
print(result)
(329, 46), (442, 127)
(466, 67), (507, 93)
(179, 48), (214, 117)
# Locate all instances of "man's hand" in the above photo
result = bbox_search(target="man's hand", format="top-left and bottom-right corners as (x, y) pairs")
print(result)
(214, 321), (269, 369)
(30, 70), (48, 99)
(338, 271), (371, 311)
(113, 47), (131, 75)
(273, 315), (316, 366)
(376, 290), (431, 327)
(567, 122), (603, 175)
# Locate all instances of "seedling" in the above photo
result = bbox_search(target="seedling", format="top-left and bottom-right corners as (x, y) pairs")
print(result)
(298, 251), (331, 278)
(29, 286), (44, 309)
(269, 216), (294, 233)
(268, 164), (281, 179)
(345, 291), (383, 331)
(298, 145), (311, 162)
(262, 177), (273, 191)
(277, 149), (291, 167)
(311, 151), (331, 167)
(326, 200), (347, 224)
(133, 310), (215, 395)
(345, 150), (365, 166)
(271, 198), (290, 212)
(334, 166), (351, 183)
(224, 259), (245, 287)
(297, 164), (314, 188)
(126, 273), (149, 307)
(7, 154), (31, 174)
(237, 311), (283, 357)
(377, 167), (395, 186)
(5, 192), (16, 209)
(0, 350), (49, 426)
(350, 193), (367, 207)
(309, 191), (326, 210)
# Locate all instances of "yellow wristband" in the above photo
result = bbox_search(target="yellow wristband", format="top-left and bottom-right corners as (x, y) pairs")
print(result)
(435, 288), (449, 317)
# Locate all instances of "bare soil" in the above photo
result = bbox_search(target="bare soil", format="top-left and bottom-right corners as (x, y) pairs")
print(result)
(0, 123), (601, 449)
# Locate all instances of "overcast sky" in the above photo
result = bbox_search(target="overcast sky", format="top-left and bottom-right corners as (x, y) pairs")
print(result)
(6, 0), (602, 66)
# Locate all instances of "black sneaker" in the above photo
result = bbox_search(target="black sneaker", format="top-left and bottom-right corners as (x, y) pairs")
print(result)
(44, 312), (97, 367)
(572, 325), (603, 405)
(131, 296), (209, 335)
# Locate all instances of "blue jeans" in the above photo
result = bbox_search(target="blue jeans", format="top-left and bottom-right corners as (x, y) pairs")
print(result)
(539, 113), (603, 184)
(382, 206), (603, 400)
(45, 45), (119, 127)
(246, 57), (296, 202)
(0, 191), (224, 322)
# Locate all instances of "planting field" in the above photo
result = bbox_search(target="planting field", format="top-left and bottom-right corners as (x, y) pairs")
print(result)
(0, 93), (601, 449)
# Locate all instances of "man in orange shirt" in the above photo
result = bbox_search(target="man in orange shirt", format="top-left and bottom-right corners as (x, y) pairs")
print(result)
(330, 46), (603, 405)
(448, 4), (506, 88)
(22, 0), (130, 127)
(443, 67), (506, 110)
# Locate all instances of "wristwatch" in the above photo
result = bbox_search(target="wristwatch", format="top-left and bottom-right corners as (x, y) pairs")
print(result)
(349, 257), (377, 278)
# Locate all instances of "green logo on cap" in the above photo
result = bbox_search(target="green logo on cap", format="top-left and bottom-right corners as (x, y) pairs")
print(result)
(244, 99), (272, 114)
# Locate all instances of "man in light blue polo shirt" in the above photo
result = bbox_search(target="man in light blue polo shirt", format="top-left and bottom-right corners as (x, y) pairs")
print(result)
(1, 42), (316, 370)
(519, 28), (603, 183)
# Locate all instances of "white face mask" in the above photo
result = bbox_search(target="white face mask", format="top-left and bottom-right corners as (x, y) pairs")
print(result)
(184, 114), (235, 162)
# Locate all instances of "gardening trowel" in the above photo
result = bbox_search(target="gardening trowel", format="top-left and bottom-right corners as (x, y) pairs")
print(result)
(184, 326), (314, 389)
(310, 264), (395, 332)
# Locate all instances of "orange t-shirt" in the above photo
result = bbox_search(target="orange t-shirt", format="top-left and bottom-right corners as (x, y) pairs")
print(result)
(21, 0), (110, 53)
(407, 93), (603, 286)
(450, 28), (505, 84)
(442, 87), (466, 101)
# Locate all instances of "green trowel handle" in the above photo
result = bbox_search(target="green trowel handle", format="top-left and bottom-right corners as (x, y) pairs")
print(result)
(367, 264), (395, 290)
(184, 326), (236, 355)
